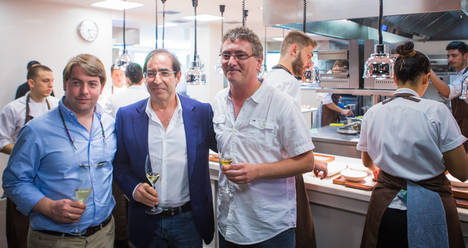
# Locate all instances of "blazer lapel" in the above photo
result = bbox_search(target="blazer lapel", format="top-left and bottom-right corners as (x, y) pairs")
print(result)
(135, 99), (149, 157)
(180, 95), (198, 180)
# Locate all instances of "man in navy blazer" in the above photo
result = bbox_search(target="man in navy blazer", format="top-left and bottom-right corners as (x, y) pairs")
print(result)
(113, 49), (217, 247)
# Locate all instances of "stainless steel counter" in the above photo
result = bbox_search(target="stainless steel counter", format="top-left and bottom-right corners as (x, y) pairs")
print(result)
(310, 125), (361, 158)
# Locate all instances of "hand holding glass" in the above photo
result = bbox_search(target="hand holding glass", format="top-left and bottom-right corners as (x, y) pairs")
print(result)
(219, 150), (234, 197)
(145, 155), (163, 215)
(75, 164), (92, 203)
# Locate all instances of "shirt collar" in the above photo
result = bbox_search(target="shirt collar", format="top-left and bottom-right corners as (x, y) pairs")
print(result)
(59, 97), (103, 120)
(225, 82), (266, 105)
(145, 94), (182, 121)
(394, 88), (419, 97)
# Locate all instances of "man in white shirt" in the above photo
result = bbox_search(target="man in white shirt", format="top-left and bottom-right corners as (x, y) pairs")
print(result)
(429, 41), (468, 150)
(263, 30), (325, 248)
(0, 64), (58, 248)
(113, 49), (217, 247)
(213, 27), (327, 247)
(106, 62), (149, 117)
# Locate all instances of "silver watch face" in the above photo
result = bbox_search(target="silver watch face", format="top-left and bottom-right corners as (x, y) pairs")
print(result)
(79, 20), (99, 42)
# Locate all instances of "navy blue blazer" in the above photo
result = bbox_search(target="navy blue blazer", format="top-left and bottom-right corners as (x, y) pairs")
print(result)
(113, 95), (217, 246)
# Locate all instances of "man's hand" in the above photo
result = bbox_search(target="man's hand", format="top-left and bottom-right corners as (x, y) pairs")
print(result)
(134, 183), (158, 207)
(341, 109), (354, 117)
(313, 160), (328, 179)
(48, 199), (86, 223)
(222, 163), (259, 184)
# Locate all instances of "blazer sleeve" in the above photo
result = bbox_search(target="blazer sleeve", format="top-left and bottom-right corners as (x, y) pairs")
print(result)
(206, 103), (217, 153)
(113, 109), (140, 201)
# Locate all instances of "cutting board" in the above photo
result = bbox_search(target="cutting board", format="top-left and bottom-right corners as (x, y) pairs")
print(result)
(333, 175), (375, 191)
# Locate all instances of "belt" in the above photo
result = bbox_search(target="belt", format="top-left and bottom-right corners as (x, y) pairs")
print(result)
(160, 202), (191, 217)
(37, 215), (112, 237)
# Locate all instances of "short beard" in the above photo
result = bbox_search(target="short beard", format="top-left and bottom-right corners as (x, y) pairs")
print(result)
(291, 51), (304, 77)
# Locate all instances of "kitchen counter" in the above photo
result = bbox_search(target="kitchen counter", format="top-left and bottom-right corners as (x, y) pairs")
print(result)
(310, 125), (361, 158)
(208, 154), (468, 247)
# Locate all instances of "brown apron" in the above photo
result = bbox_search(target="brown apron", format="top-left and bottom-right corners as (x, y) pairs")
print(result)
(361, 171), (464, 248)
(112, 181), (129, 245)
(295, 175), (316, 248)
(6, 94), (50, 248)
(321, 94), (341, 126)
(451, 96), (468, 151)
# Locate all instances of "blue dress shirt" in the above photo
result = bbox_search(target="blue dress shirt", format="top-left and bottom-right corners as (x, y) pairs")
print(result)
(2, 99), (116, 234)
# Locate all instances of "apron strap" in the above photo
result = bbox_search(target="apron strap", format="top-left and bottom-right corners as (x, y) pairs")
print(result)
(382, 93), (421, 105)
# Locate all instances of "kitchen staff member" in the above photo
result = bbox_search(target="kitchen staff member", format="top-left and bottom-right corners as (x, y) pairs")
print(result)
(429, 41), (468, 150)
(320, 61), (353, 126)
(0, 64), (58, 248)
(358, 41), (468, 248)
(263, 30), (326, 248)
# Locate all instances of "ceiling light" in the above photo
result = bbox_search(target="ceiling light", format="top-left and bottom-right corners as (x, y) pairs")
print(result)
(91, 0), (143, 10)
(183, 14), (222, 22)
(185, 0), (206, 85)
(272, 37), (284, 41)
(363, 0), (394, 80)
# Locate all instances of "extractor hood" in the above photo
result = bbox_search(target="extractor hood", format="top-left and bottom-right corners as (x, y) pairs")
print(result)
(264, 0), (468, 41)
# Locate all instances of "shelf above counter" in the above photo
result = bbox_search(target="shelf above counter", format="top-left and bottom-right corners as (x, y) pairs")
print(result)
(300, 86), (395, 96)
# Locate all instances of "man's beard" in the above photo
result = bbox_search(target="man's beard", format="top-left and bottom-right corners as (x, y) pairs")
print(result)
(291, 51), (304, 77)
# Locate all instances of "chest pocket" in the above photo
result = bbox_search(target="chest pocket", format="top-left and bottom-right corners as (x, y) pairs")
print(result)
(246, 119), (278, 149)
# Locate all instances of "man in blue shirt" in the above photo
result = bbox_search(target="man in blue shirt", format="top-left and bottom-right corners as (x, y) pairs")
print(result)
(3, 54), (117, 247)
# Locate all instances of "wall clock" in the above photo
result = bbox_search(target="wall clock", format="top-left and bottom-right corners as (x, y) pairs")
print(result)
(78, 19), (99, 42)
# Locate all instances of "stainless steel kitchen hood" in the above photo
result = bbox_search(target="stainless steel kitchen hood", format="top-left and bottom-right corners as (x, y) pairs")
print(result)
(264, 0), (468, 41)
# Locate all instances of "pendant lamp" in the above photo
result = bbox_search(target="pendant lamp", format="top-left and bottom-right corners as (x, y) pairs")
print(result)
(154, 0), (158, 49)
(363, 0), (394, 79)
(185, 0), (206, 85)
(215, 4), (225, 75)
(242, 0), (247, 27)
(115, 1), (130, 71)
(161, 0), (167, 48)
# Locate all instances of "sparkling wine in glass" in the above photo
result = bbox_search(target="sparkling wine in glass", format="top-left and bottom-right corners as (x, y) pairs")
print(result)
(219, 150), (234, 197)
(145, 155), (163, 215)
(75, 164), (92, 203)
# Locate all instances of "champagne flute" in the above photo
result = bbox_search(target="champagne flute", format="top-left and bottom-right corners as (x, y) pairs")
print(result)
(219, 150), (234, 197)
(75, 164), (92, 203)
(145, 155), (163, 215)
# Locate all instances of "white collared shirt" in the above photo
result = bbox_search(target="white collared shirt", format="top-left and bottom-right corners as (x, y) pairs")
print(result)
(212, 83), (314, 245)
(357, 88), (466, 182)
(0, 92), (58, 149)
(145, 95), (189, 208)
(263, 68), (301, 105)
(448, 65), (468, 103)
(105, 84), (149, 117)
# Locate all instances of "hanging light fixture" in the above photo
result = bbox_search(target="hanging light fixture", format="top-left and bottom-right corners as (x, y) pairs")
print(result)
(154, 0), (158, 49)
(242, 0), (247, 27)
(258, 26), (267, 81)
(185, 0), (206, 85)
(215, 4), (225, 75)
(115, 0), (130, 71)
(161, 0), (167, 48)
(363, 0), (394, 79)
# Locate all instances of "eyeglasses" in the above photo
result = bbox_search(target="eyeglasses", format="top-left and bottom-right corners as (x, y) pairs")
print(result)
(220, 52), (256, 61)
(145, 70), (176, 79)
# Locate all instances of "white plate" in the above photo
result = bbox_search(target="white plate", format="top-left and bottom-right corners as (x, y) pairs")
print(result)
(446, 173), (468, 188)
(341, 169), (369, 182)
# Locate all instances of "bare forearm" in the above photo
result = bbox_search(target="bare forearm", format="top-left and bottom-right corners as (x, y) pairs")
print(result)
(430, 70), (450, 98)
(256, 151), (314, 179)
(325, 102), (345, 114)
(1, 143), (13, 154)
(362, 151), (378, 171)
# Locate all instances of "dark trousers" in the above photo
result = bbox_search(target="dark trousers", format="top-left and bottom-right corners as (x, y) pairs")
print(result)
(112, 181), (129, 248)
(6, 198), (29, 248)
(376, 208), (408, 248)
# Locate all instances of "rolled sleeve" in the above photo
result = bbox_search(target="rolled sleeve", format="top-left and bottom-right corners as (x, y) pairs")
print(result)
(436, 106), (467, 152)
(2, 126), (45, 215)
(356, 117), (369, 152)
(279, 101), (314, 157)
(0, 105), (17, 149)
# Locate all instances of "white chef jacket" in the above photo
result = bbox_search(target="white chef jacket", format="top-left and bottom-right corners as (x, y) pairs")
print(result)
(144, 95), (190, 208)
(0, 92), (58, 149)
(105, 84), (149, 117)
(357, 88), (466, 209)
(263, 68), (301, 105)
(212, 83), (314, 244)
(447, 65), (468, 103)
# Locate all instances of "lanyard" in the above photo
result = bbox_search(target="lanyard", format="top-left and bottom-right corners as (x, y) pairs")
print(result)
(58, 108), (105, 150)
(272, 64), (302, 80)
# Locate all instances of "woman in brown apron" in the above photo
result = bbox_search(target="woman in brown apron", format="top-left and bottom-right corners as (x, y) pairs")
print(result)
(357, 42), (468, 248)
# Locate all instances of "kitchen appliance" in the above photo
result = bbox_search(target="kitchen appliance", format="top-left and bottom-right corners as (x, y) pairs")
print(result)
(317, 40), (360, 89)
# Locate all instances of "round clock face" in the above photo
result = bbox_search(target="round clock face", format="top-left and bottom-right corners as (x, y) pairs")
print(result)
(78, 20), (99, 42)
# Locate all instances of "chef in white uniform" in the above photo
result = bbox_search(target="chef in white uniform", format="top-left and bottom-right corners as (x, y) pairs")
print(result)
(0, 64), (58, 248)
